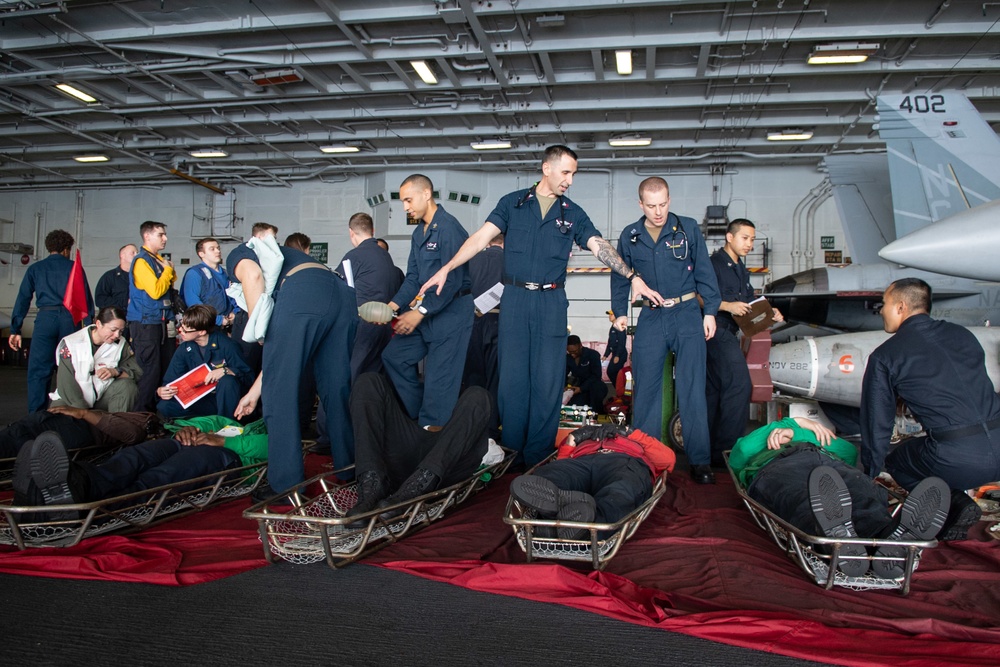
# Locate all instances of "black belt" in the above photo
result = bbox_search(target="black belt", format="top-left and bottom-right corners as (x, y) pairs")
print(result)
(502, 277), (563, 292)
(930, 416), (1000, 441)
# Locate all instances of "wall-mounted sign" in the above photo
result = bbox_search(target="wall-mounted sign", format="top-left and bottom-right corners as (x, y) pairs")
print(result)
(309, 242), (329, 264)
(820, 235), (835, 250)
(824, 250), (843, 264)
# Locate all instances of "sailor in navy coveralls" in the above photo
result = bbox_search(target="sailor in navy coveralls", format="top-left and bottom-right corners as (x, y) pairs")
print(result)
(384, 175), (474, 428)
(611, 177), (721, 484)
(418, 146), (664, 466)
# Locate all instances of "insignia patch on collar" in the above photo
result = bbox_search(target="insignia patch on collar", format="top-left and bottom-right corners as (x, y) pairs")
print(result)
(426, 241), (439, 251)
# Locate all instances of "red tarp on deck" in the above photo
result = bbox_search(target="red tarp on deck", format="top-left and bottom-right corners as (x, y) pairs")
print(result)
(1, 461), (998, 666)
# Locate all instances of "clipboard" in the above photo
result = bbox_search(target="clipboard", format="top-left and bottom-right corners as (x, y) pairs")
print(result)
(732, 297), (775, 338)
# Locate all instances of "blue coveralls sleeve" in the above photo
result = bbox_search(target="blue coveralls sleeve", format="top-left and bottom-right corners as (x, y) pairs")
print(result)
(390, 238), (421, 311)
(690, 225), (721, 316)
(485, 193), (514, 234)
(161, 347), (188, 385)
(860, 351), (897, 477)
(610, 231), (633, 318)
(570, 211), (601, 250)
(10, 265), (37, 334)
(181, 270), (203, 309)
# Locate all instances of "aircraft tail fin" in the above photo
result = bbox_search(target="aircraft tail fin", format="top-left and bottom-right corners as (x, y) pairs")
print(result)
(876, 93), (1000, 238)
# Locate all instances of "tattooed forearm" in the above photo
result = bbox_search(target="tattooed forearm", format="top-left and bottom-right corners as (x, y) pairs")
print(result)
(593, 238), (631, 277)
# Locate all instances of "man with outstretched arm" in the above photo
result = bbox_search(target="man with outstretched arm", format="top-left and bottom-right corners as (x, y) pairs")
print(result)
(420, 145), (664, 467)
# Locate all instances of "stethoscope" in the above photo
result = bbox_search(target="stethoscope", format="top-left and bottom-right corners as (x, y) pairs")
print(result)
(515, 184), (573, 233)
(630, 212), (688, 260)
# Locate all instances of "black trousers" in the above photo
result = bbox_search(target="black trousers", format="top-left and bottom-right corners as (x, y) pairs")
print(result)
(81, 438), (240, 501)
(747, 448), (892, 538)
(350, 373), (489, 490)
(463, 313), (500, 438)
(0, 412), (93, 459)
(886, 429), (1000, 492)
(129, 322), (175, 412)
(533, 453), (653, 525)
(705, 327), (752, 464)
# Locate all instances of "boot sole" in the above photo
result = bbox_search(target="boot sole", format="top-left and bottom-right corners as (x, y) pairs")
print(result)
(808, 466), (869, 577)
(510, 476), (561, 515)
(30, 431), (74, 506)
(873, 477), (950, 579)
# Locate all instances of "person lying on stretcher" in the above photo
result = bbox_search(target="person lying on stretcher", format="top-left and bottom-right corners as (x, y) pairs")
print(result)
(509, 423), (675, 540)
(729, 417), (950, 578)
(12, 415), (267, 511)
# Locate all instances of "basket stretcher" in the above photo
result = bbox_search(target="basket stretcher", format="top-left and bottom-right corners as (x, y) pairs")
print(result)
(723, 451), (936, 595)
(503, 453), (669, 570)
(0, 463), (267, 550)
(244, 448), (516, 569)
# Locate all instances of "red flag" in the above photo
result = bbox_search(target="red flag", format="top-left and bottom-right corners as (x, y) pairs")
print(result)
(63, 249), (89, 325)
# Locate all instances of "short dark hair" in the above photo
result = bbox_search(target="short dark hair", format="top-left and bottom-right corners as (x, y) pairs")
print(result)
(727, 218), (756, 235)
(401, 173), (434, 193)
(96, 306), (126, 324)
(567, 335), (582, 346)
(181, 304), (217, 333)
(638, 177), (669, 201)
(195, 237), (218, 255)
(888, 278), (932, 313)
(544, 145), (578, 164)
(44, 230), (74, 253)
(139, 221), (166, 239)
(284, 232), (311, 252)
(251, 222), (278, 237)
(349, 212), (374, 236)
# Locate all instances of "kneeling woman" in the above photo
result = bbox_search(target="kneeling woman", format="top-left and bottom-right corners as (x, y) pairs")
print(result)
(49, 306), (142, 413)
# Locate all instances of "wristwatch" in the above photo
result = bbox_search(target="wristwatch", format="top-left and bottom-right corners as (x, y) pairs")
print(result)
(627, 270), (641, 282)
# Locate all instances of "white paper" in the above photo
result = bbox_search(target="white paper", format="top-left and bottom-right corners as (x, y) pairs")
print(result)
(474, 281), (503, 314)
(342, 258), (355, 288)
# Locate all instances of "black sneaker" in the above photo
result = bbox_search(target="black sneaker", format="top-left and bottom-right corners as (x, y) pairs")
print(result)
(872, 476), (950, 579)
(937, 489), (983, 541)
(28, 431), (75, 506)
(808, 465), (869, 577)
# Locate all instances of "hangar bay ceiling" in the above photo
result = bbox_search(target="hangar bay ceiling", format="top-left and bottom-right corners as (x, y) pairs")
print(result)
(0, 0), (997, 191)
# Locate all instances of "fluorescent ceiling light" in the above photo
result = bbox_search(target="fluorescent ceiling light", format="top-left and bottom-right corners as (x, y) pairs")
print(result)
(73, 155), (109, 163)
(807, 43), (879, 65)
(55, 83), (98, 104)
(608, 136), (652, 147)
(615, 50), (633, 75)
(319, 145), (361, 154)
(470, 139), (512, 150)
(410, 60), (438, 85)
(767, 129), (814, 141)
(188, 149), (229, 158)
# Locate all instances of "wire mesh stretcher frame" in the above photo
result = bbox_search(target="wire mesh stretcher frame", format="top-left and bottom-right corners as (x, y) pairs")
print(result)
(0, 463), (267, 550)
(722, 451), (936, 595)
(245, 449), (516, 569)
(503, 452), (669, 571)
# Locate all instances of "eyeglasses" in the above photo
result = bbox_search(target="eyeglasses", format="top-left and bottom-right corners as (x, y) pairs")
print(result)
(178, 326), (198, 334)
